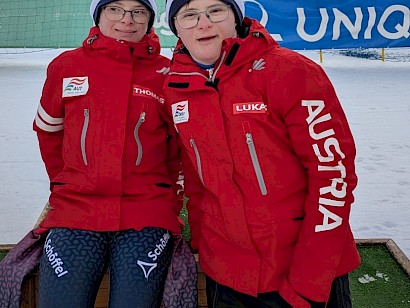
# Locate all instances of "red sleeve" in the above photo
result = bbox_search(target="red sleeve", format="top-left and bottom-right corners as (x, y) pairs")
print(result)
(271, 57), (358, 303)
(33, 60), (65, 183)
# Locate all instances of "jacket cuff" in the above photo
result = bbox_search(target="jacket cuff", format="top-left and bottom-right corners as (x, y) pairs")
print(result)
(279, 279), (310, 308)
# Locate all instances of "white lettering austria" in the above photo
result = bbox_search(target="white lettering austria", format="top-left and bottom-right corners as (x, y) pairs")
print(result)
(302, 100), (347, 233)
(44, 238), (69, 277)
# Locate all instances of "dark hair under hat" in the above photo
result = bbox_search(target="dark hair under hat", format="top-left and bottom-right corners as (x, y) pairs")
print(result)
(166, 0), (245, 35)
(90, 0), (158, 33)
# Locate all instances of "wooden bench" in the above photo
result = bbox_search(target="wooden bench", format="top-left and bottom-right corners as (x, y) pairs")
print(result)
(0, 244), (207, 308)
(15, 267), (208, 308)
(1, 239), (409, 307)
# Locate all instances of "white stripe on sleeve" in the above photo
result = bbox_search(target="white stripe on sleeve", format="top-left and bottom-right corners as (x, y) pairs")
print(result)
(37, 104), (63, 125)
(35, 104), (64, 132)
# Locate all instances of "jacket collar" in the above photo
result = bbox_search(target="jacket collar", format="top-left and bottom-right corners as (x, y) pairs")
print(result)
(82, 26), (161, 61)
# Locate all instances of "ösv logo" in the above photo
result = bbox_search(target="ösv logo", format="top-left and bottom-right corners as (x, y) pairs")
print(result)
(172, 100), (189, 124)
(62, 76), (89, 97)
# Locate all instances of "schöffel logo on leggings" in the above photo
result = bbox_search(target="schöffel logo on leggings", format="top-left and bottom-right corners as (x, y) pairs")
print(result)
(147, 232), (170, 261)
(44, 237), (69, 278)
(137, 232), (171, 280)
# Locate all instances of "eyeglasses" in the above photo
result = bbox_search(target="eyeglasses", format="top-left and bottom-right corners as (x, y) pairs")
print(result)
(103, 6), (151, 24)
(174, 4), (230, 29)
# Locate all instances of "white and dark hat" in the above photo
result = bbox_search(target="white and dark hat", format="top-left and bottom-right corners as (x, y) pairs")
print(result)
(90, 0), (158, 33)
(165, 0), (245, 35)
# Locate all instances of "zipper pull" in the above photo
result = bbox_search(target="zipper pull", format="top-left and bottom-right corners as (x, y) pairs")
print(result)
(140, 111), (146, 122)
(207, 68), (214, 80)
(140, 102), (148, 122)
(243, 121), (253, 144)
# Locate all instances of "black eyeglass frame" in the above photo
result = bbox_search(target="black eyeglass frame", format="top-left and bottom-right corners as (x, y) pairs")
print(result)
(102, 6), (151, 24)
(173, 4), (231, 29)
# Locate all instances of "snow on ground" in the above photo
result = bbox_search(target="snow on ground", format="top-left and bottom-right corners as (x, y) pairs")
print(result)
(0, 48), (409, 258)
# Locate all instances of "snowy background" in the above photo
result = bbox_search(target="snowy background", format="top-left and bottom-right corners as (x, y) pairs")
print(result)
(0, 47), (409, 258)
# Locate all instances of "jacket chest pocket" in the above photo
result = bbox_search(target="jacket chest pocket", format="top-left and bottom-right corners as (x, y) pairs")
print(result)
(81, 108), (90, 165)
(242, 121), (267, 196)
(189, 137), (205, 187)
(133, 102), (148, 166)
(63, 97), (92, 167)
(177, 125), (206, 188)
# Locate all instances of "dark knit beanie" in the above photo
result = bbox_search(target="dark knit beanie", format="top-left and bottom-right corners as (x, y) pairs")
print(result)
(90, 0), (157, 33)
(165, 0), (245, 35)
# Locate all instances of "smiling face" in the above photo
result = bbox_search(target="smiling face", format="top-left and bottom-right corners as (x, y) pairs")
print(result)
(175, 0), (238, 65)
(98, 0), (149, 43)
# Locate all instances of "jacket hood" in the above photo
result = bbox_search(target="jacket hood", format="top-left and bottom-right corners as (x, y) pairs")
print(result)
(82, 26), (161, 60)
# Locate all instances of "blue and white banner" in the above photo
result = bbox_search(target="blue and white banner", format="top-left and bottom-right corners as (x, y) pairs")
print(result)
(154, 0), (410, 49)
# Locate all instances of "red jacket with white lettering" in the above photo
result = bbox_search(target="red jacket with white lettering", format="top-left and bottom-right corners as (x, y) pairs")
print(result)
(33, 27), (182, 234)
(163, 18), (360, 306)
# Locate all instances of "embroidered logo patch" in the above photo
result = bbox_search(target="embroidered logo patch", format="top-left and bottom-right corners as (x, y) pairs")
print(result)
(133, 86), (165, 104)
(233, 102), (267, 114)
(62, 77), (89, 97)
(172, 101), (189, 124)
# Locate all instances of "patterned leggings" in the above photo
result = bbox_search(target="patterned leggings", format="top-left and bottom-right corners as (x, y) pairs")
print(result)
(38, 227), (173, 308)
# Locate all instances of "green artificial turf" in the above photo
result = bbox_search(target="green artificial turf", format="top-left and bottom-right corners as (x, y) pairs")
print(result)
(0, 250), (7, 261)
(178, 196), (191, 244)
(179, 203), (191, 243)
(350, 245), (410, 307)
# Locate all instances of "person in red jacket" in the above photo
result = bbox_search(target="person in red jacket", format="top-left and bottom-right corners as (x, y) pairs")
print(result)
(33, 0), (183, 306)
(164, 0), (361, 307)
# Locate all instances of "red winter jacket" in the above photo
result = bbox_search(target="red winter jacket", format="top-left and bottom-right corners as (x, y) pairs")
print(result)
(33, 27), (182, 234)
(163, 18), (360, 306)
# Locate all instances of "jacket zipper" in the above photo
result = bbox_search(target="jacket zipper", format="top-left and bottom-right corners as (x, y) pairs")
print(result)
(189, 138), (205, 186)
(208, 51), (226, 82)
(168, 71), (208, 79)
(169, 51), (227, 82)
(243, 122), (267, 195)
(134, 110), (146, 166)
(81, 109), (89, 166)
